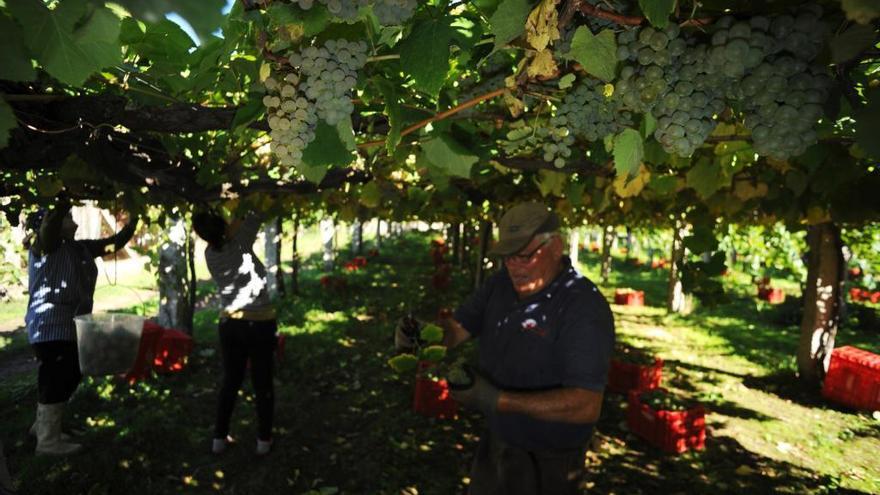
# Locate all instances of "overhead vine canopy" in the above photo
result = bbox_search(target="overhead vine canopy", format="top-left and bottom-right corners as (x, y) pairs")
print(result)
(0, 0), (878, 226)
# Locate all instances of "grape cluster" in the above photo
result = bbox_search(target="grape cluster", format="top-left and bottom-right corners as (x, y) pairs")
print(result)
(738, 9), (831, 159)
(615, 24), (684, 114)
(501, 123), (574, 168)
(289, 39), (367, 125)
(295, 0), (367, 22)
(263, 39), (367, 168)
(294, 0), (416, 25)
(553, 79), (629, 142)
(372, 0), (418, 25)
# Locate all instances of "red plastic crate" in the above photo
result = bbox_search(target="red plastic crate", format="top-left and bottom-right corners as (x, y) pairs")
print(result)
(614, 289), (644, 306)
(627, 389), (706, 454)
(123, 320), (165, 384)
(413, 361), (458, 419)
(822, 346), (880, 411)
(153, 328), (194, 373)
(608, 357), (663, 394)
(757, 287), (785, 304)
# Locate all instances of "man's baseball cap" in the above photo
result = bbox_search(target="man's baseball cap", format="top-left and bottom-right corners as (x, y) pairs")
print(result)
(489, 202), (560, 257)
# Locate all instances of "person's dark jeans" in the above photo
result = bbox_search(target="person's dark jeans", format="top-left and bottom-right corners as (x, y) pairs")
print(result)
(32, 340), (82, 404)
(214, 318), (277, 441)
(468, 430), (588, 495)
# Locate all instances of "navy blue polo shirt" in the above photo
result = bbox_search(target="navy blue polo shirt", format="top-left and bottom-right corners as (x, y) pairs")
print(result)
(454, 257), (615, 451)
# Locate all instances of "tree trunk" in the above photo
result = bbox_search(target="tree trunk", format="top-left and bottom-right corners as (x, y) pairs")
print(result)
(667, 221), (688, 314)
(320, 217), (335, 272)
(352, 220), (363, 254)
(264, 217), (284, 298)
(569, 228), (579, 267)
(185, 220), (196, 332)
(459, 223), (469, 268)
(797, 222), (843, 387)
(158, 216), (193, 333)
(474, 220), (492, 289)
(451, 222), (461, 266)
(375, 219), (382, 249)
(291, 213), (299, 295)
(601, 225), (614, 283)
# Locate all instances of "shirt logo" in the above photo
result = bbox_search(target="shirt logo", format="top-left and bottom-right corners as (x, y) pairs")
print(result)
(521, 318), (547, 337)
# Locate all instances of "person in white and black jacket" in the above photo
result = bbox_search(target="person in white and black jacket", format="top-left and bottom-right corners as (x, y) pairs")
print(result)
(192, 210), (278, 457)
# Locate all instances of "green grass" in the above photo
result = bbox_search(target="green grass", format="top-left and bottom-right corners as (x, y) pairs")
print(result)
(0, 234), (878, 494)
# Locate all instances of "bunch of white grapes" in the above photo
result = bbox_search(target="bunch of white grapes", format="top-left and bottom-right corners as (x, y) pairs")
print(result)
(262, 39), (367, 169)
(293, 0), (417, 25)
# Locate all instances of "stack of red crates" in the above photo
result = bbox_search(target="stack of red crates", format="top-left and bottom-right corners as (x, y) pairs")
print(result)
(822, 346), (880, 411)
(757, 287), (786, 304)
(626, 389), (706, 454)
(123, 320), (166, 383)
(413, 361), (458, 419)
(607, 357), (663, 394)
(153, 328), (194, 373)
(614, 289), (645, 306)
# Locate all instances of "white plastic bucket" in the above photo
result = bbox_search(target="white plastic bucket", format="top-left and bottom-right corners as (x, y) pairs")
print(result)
(74, 313), (145, 376)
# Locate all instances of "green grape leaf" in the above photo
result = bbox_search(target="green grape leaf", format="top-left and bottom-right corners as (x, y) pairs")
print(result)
(534, 170), (567, 197)
(683, 224), (718, 254)
(558, 73), (576, 89)
(359, 182), (382, 208)
(266, 3), (330, 38)
(855, 88), (880, 159)
(301, 121), (355, 183)
(299, 162), (330, 185)
(336, 117), (356, 151)
(399, 16), (457, 97)
(612, 128), (644, 177)
(640, 112), (657, 138)
(785, 170), (808, 196)
(114, 0), (226, 43)
(0, 15), (36, 81)
(0, 100), (18, 149)
(842, 0), (880, 24)
(34, 176), (64, 197)
(387, 353), (419, 373)
(121, 18), (195, 68)
(419, 345), (447, 362)
(643, 139), (670, 164)
(375, 78), (403, 152)
(422, 135), (479, 179)
(567, 27), (617, 82)
(566, 181), (586, 207)
(686, 159), (727, 199)
(639, 0), (675, 28)
(648, 175), (678, 196)
(9, 0), (122, 87)
(830, 23), (877, 63)
(230, 96), (265, 130)
(76, 5), (122, 72)
(419, 323), (444, 344)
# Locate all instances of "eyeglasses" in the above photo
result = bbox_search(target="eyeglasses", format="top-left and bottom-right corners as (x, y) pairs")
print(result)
(503, 235), (553, 264)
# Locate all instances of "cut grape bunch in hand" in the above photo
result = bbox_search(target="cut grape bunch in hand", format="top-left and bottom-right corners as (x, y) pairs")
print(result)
(388, 315), (447, 374)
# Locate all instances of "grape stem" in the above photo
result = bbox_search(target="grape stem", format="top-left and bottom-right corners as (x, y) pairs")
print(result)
(357, 87), (507, 149)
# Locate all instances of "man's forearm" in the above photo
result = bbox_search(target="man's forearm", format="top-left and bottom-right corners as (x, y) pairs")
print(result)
(496, 387), (603, 424)
(440, 318), (471, 349)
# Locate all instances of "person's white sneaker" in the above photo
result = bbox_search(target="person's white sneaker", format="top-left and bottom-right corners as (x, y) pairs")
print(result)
(211, 435), (234, 455)
(255, 439), (272, 456)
